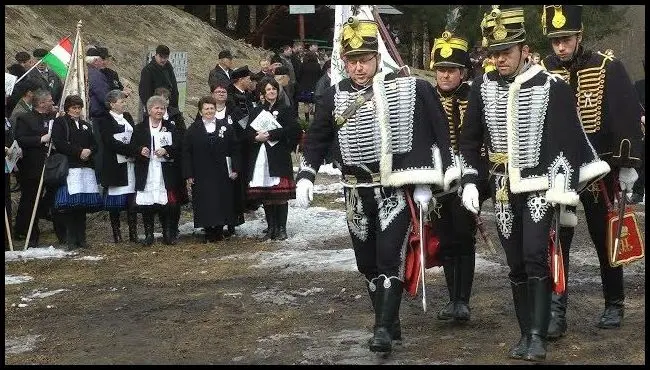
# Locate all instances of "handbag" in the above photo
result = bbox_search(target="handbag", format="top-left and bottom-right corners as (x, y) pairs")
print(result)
(44, 121), (70, 186)
(601, 180), (645, 267)
(404, 188), (441, 297)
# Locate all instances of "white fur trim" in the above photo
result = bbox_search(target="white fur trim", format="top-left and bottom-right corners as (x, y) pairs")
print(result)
(384, 169), (444, 187)
(443, 165), (461, 192)
(545, 187), (580, 206)
(559, 206), (578, 227)
(577, 160), (611, 191)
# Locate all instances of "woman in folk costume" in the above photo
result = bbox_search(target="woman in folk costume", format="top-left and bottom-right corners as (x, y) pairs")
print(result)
(184, 93), (240, 243)
(132, 95), (181, 246)
(154, 87), (188, 244)
(296, 17), (457, 354)
(246, 77), (300, 241)
(51, 95), (103, 249)
(97, 89), (140, 244)
(458, 6), (610, 361)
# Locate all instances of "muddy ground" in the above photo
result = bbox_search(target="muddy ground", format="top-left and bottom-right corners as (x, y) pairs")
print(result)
(4, 173), (645, 365)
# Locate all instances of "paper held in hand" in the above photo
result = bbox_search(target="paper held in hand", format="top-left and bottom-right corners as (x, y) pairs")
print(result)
(250, 110), (282, 146)
(153, 131), (173, 161)
(5, 140), (21, 172)
(113, 131), (133, 163)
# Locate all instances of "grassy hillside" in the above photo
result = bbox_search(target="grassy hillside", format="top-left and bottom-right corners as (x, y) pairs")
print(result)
(4, 5), (267, 119)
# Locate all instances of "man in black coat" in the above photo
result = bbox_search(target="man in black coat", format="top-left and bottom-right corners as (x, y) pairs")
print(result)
(139, 45), (179, 113)
(14, 89), (65, 246)
(208, 50), (234, 90)
(28, 48), (64, 108)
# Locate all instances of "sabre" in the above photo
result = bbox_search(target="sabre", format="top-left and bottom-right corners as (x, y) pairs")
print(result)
(475, 214), (497, 254)
(613, 188), (627, 262)
(419, 202), (427, 312)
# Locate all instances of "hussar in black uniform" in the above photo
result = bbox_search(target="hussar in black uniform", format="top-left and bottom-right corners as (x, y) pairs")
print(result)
(540, 5), (644, 337)
(458, 6), (610, 361)
(295, 17), (458, 355)
(428, 30), (490, 323)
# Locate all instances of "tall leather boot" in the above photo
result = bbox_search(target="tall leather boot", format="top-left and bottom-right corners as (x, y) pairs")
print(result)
(127, 209), (139, 242)
(159, 209), (173, 245)
(263, 204), (274, 238)
(109, 211), (122, 243)
(437, 256), (456, 320)
(65, 213), (77, 249)
(141, 211), (155, 246)
(275, 203), (288, 241)
(524, 277), (551, 362)
(596, 267), (625, 328)
(169, 205), (180, 243)
(454, 254), (475, 321)
(547, 293), (568, 339)
(509, 280), (530, 360)
(366, 278), (402, 345)
(369, 276), (403, 354)
(77, 212), (88, 249)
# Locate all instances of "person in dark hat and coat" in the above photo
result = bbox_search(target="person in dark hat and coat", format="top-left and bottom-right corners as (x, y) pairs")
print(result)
(459, 6), (610, 361)
(296, 16), (458, 355)
(28, 48), (64, 107)
(208, 50), (234, 90)
(428, 30), (490, 325)
(139, 45), (179, 113)
(540, 4), (644, 338)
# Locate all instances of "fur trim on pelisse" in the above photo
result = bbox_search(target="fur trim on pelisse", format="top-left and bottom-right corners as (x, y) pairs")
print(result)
(559, 206), (578, 227)
(545, 187), (580, 206)
(577, 160), (611, 191)
(375, 71), (394, 185)
(443, 165), (461, 192)
(384, 169), (444, 187)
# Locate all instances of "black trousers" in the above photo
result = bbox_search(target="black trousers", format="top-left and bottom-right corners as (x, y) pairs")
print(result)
(344, 186), (410, 281)
(559, 172), (624, 302)
(434, 193), (477, 259)
(14, 177), (40, 241)
(492, 175), (554, 281)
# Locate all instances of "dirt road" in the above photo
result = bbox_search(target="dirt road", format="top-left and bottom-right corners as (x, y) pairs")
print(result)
(4, 174), (645, 364)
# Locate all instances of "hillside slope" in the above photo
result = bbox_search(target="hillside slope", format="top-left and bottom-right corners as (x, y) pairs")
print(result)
(4, 5), (267, 118)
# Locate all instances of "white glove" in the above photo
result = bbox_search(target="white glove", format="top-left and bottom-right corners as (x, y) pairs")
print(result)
(413, 185), (433, 211)
(618, 167), (638, 192)
(296, 178), (314, 208)
(461, 183), (480, 215)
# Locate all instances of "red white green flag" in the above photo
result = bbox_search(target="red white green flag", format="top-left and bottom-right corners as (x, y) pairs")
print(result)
(40, 36), (73, 79)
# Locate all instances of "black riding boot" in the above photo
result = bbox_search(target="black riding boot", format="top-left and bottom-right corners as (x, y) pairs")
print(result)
(524, 277), (551, 362)
(77, 212), (88, 249)
(263, 204), (275, 238)
(159, 209), (172, 245)
(547, 292), (568, 340)
(366, 278), (402, 345)
(275, 203), (288, 241)
(141, 211), (155, 246)
(169, 205), (180, 243)
(369, 276), (403, 354)
(509, 280), (530, 360)
(437, 257), (456, 320)
(597, 267), (625, 329)
(109, 211), (122, 243)
(127, 209), (139, 242)
(454, 254), (475, 321)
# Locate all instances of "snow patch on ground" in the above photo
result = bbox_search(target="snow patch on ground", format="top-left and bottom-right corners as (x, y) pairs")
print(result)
(5, 335), (41, 355)
(5, 274), (34, 285)
(5, 246), (78, 262)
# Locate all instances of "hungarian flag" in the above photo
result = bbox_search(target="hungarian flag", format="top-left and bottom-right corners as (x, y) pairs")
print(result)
(40, 36), (73, 80)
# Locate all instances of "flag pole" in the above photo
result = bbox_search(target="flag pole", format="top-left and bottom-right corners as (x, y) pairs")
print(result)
(23, 29), (77, 250)
(5, 204), (13, 251)
(13, 34), (72, 86)
(59, 21), (83, 115)
(371, 6), (409, 77)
